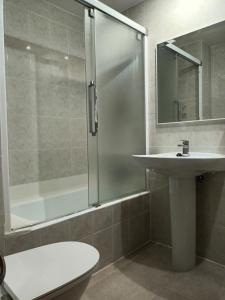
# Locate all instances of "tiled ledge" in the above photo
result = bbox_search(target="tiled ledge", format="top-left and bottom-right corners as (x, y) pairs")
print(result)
(4, 192), (151, 271)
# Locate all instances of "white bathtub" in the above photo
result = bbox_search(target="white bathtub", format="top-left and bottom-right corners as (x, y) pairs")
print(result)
(10, 175), (89, 229)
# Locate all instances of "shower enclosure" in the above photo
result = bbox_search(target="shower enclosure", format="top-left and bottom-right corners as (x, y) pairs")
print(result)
(157, 42), (202, 123)
(0, 0), (147, 230)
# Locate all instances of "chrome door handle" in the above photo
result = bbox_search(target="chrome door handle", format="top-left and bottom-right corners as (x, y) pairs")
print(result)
(89, 80), (98, 136)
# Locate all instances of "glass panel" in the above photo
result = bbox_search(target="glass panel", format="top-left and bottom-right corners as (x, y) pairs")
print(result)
(95, 11), (146, 203)
(157, 45), (199, 123)
(4, 0), (90, 229)
(177, 56), (199, 121)
(157, 46), (178, 123)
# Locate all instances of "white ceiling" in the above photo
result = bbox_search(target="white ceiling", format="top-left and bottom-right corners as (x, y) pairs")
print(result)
(101, 0), (144, 12)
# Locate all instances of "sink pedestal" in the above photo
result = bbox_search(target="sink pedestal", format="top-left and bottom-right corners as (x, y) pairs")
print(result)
(169, 176), (196, 272)
(133, 152), (225, 272)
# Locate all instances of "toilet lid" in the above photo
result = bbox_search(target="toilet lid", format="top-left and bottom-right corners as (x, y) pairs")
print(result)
(4, 242), (99, 300)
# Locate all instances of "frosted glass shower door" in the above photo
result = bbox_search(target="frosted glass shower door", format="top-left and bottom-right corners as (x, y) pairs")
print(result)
(95, 11), (146, 203)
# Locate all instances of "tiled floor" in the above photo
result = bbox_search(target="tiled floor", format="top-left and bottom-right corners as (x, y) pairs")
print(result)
(82, 243), (225, 300)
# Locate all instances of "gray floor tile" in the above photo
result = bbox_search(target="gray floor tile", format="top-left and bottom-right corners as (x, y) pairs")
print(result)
(82, 243), (225, 300)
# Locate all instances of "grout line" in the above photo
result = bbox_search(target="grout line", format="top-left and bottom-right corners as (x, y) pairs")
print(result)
(151, 240), (225, 270)
(196, 254), (225, 270)
(93, 240), (153, 276)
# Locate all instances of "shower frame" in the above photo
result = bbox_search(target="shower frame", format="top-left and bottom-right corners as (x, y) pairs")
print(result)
(0, 0), (149, 232)
(165, 42), (203, 120)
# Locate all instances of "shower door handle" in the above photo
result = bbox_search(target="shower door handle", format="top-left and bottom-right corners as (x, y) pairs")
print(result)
(88, 81), (98, 136)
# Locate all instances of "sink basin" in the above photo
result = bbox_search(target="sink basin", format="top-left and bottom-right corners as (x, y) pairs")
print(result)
(133, 152), (225, 272)
(133, 152), (225, 176)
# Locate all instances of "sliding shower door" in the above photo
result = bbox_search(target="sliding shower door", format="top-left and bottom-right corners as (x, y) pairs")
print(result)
(94, 10), (146, 204)
(3, 0), (92, 229)
(2, 0), (146, 230)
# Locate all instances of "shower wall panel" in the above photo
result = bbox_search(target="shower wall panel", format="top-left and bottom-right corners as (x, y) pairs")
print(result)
(4, 0), (88, 186)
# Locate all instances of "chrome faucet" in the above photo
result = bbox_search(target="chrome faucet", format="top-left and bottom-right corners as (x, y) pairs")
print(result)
(177, 140), (189, 156)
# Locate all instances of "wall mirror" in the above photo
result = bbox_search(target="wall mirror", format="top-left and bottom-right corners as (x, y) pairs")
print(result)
(157, 20), (225, 125)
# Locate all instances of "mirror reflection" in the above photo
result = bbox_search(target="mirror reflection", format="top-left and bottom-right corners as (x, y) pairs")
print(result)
(157, 20), (225, 124)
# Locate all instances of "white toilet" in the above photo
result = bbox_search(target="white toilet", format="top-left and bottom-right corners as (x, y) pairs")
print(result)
(3, 242), (100, 300)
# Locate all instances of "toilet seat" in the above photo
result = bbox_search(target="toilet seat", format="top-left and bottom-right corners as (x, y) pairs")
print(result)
(4, 242), (100, 300)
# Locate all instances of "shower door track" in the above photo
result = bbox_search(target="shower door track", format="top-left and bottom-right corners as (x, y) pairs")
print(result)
(77, 0), (147, 35)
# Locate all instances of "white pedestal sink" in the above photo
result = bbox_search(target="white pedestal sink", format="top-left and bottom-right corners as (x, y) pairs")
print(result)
(133, 152), (225, 272)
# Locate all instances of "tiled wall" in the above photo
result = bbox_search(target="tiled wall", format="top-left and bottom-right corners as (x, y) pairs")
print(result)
(176, 39), (225, 120)
(3, 194), (150, 270)
(202, 41), (211, 119)
(177, 42), (200, 121)
(211, 42), (225, 118)
(4, 0), (87, 185)
(124, 0), (225, 265)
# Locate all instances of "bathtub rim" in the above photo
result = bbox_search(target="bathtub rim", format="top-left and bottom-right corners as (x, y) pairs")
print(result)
(5, 190), (150, 237)
(11, 185), (88, 209)
(10, 185), (89, 230)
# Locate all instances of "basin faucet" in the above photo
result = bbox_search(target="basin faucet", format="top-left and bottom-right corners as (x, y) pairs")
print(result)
(177, 140), (189, 156)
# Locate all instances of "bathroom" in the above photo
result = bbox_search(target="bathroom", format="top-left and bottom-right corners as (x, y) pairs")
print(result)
(0, 0), (225, 299)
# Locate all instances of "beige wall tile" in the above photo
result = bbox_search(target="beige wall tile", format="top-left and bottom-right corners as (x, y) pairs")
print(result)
(4, 2), (29, 40)
(71, 147), (88, 175)
(5, 47), (35, 81)
(46, 0), (84, 19)
(112, 201), (129, 224)
(39, 149), (71, 180)
(70, 118), (87, 148)
(197, 219), (225, 266)
(70, 212), (94, 240)
(151, 187), (171, 245)
(5, 230), (42, 255)
(9, 150), (39, 185)
(7, 113), (37, 150)
(69, 82), (86, 118)
(47, 2), (83, 29)
(93, 227), (113, 269)
(37, 116), (71, 150)
(39, 221), (71, 246)
(49, 21), (68, 54)
(6, 78), (36, 115)
(6, 0), (50, 18)
(129, 195), (150, 218)
(37, 84), (70, 117)
(28, 12), (50, 48)
(68, 29), (85, 59)
(50, 51), (69, 86)
(93, 207), (113, 232)
(129, 212), (150, 251)
(112, 221), (129, 260)
(67, 56), (85, 83)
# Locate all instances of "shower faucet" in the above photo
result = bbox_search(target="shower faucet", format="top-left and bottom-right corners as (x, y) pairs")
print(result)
(177, 140), (190, 156)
